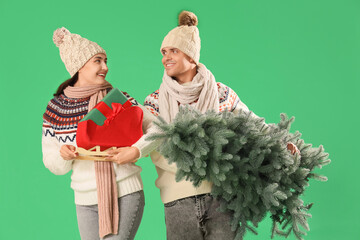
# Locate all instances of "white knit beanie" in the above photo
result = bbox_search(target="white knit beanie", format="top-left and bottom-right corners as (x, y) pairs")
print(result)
(161, 11), (201, 65)
(53, 27), (106, 77)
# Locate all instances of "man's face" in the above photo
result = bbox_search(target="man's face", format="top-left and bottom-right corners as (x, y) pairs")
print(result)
(161, 47), (195, 79)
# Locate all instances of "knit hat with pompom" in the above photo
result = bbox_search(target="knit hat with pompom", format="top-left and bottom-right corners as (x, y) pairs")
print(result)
(53, 27), (106, 76)
(161, 11), (200, 64)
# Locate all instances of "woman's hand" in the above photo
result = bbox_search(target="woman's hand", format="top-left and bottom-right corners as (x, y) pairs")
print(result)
(60, 145), (78, 160)
(105, 147), (140, 164)
(287, 142), (301, 156)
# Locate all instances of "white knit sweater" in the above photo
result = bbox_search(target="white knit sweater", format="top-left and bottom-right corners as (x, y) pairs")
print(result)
(133, 82), (250, 203)
(42, 92), (155, 205)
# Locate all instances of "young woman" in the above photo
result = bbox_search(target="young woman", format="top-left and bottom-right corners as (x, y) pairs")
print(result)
(42, 27), (154, 240)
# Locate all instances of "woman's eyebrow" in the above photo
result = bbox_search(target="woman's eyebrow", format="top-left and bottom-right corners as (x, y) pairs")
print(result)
(94, 56), (107, 61)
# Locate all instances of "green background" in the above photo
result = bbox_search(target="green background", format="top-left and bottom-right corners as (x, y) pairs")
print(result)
(0, 0), (358, 239)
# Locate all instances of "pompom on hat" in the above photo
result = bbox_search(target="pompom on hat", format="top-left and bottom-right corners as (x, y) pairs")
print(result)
(53, 27), (106, 76)
(161, 11), (201, 65)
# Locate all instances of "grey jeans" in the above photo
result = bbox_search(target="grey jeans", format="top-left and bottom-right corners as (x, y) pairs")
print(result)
(164, 193), (236, 240)
(76, 190), (145, 240)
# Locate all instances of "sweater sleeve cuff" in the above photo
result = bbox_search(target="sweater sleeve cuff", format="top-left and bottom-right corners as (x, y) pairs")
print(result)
(131, 134), (161, 160)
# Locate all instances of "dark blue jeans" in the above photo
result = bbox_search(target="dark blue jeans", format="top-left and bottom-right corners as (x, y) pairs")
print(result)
(164, 194), (236, 240)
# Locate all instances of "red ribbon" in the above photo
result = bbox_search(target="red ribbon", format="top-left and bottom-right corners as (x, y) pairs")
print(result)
(95, 101), (132, 126)
(104, 103), (124, 125)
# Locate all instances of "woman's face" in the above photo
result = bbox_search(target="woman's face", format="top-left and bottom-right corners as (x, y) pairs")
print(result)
(77, 53), (108, 86)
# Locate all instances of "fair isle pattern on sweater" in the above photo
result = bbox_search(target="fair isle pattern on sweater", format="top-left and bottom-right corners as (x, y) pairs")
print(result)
(43, 92), (138, 143)
(144, 82), (240, 116)
(144, 91), (160, 116)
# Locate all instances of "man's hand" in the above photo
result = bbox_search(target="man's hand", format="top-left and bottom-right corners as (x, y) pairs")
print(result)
(287, 142), (301, 156)
(105, 147), (141, 164)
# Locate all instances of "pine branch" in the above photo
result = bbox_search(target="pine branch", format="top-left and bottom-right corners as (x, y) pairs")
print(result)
(148, 107), (330, 240)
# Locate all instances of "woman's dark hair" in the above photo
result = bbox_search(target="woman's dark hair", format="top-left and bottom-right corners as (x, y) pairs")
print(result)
(54, 72), (79, 96)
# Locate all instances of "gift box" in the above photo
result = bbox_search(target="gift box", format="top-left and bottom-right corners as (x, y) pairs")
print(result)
(76, 88), (143, 151)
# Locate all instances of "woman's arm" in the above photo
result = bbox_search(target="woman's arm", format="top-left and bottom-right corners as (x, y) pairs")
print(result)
(106, 104), (162, 164)
(42, 121), (74, 175)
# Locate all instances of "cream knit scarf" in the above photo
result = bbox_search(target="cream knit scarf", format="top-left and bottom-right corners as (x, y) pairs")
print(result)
(159, 63), (219, 123)
(64, 81), (119, 238)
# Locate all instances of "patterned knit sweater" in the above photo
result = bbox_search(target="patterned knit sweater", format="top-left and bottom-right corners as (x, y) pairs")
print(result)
(42, 92), (154, 205)
(133, 82), (250, 203)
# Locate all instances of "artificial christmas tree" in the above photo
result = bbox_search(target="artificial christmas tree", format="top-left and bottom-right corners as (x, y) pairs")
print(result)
(148, 107), (330, 240)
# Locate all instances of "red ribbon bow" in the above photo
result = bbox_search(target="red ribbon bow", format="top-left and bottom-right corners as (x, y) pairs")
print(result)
(104, 103), (124, 125)
(95, 101), (132, 126)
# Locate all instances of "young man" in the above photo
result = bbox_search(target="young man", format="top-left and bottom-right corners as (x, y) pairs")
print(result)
(143, 11), (248, 240)
(111, 10), (299, 240)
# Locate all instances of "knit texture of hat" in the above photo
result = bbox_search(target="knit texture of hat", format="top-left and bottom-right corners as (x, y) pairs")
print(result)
(161, 11), (201, 65)
(53, 27), (106, 77)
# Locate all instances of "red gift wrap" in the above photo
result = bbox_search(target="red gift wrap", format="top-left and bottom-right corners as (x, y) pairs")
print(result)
(76, 90), (143, 151)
